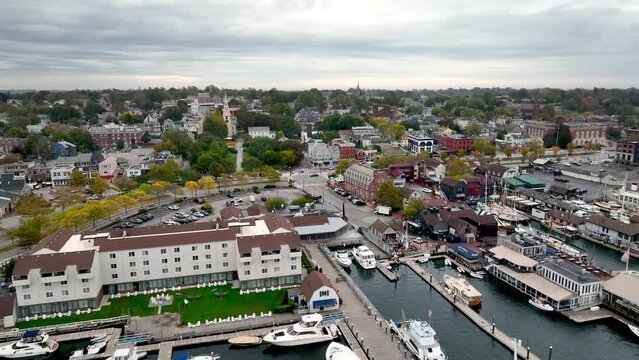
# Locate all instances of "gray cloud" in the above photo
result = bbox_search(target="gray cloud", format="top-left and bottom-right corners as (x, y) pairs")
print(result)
(0, 0), (637, 89)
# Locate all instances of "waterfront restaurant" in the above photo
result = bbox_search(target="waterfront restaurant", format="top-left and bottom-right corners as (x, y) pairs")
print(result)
(447, 245), (485, 270)
(602, 272), (639, 325)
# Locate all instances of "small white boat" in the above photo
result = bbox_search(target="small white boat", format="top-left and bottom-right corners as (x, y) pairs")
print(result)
(352, 246), (376, 270)
(228, 335), (262, 346)
(629, 324), (639, 338)
(456, 266), (465, 274)
(528, 298), (554, 312)
(416, 254), (430, 264)
(325, 342), (360, 360)
(444, 258), (452, 266)
(334, 250), (352, 268)
(107, 347), (147, 360)
(469, 271), (484, 279)
(263, 313), (339, 347)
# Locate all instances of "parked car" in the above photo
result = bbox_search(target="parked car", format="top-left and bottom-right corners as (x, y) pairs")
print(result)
(226, 192), (233, 198)
(193, 212), (206, 217)
(309, 174), (319, 177)
(252, 186), (261, 194)
(264, 184), (276, 189)
(162, 219), (178, 225)
(168, 205), (179, 210)
(353, 199), (365, 206)
(131, 218), (144, 224)
(193, 197), (208, 204)
(117, 221), (133, 228)
(140, 214), (154, 221)
(261, 196), (267, 202)
(233, 188), (242, 192)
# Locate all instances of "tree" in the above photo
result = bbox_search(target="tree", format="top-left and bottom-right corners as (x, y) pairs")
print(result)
(61, 207), (89, 231)
(52, 187), (85, 210)
(265, 197), (288, 210)
(141, 132), (151, 143)
(583, 142), (592, 151)
(197, 176), (217, 196)
(6, 216), (46, 248)
(203, 111), (228, 138)
(504, 146), (513, 158)
(89, 177), (110, 196)
(84, 201), (107, 227)
(0, 259), (15, 280)
(370, 117), (389, 132)
(69, 169), (87, 188)
(113, 176), (137, 193)
(335, 159), (356, 175)
(151, 181), (171, 207)
(376, 181), (403, 210)
(567, 142), (575, 154)
(543, 123), (572, 149)
(607, 126), (621, 139)
(523, 139), (545, 163)
(472, 139), (496, 158)
(464, 122), (484, 136)
(148, 160), (181, 183)
(116, 139), (125, 150)
(14, 195), (50, 216)
(115, 194), (136, 215)
(445, 158), (473, 180)
(520, 146), (529, 161)
(101, 199), (120, 220)
(400, 197), (426, 218)
(280, 150), (296, 167)
(4, 127), (28, 138)
(439, 152), (449, 163)
(456, 149), (466, 158)
(551, 146), (561, 156)
(185, 180), (199, 198)
(385, 123), (407, 141)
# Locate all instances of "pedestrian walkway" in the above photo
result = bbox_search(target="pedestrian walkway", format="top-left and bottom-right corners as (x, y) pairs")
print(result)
(305, 244), (406, 360)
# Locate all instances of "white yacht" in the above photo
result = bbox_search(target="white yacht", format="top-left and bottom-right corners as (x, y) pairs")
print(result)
(0, 330), (58, 359)
(390, 320), (447, 360)
(107, 347), (147, 360)
(528, 298), (554, 312)
(334, 250), (352, 268)
(352, 246), (376, 269)
(629, 324), (639, 338)
(325, 342), (360, 360)
(263, 313), (339, 346)
(443, 274), (482, 307)
(70, 340), (107, 358)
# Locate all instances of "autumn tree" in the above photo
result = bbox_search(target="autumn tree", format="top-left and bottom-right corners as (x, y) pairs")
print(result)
(113, 176), (137, 193)
(185, 181), (199, 198)
(101, 199), (120, 220)
(197, 176), (217, 196)
(62, 207), (89, 231)
(376, 181), (403, 210)
(115, 194), (136, 215)
(6, 216), (46, 248)
(472, 139), (497, 158)
(523, 139), (545, 163)
(385, 123), (407, 141)
(370, 117), (389, 132)
(89, 177), (110, 196)
(151, 181), (171, 206)
(84, 201), (107, 227)
(520, 146), (529, 161)
(400, 197), (426, 218)
(52, 187), (85, 210)
(464, 122), (484, 136)
(446, 158), (473, 180)
(567, 142), (575, 154)
(14, 195), (50, 216)
(69, 169), (87, 188)
(504, 146), (513, 158)
(551, 146), (561, 156)
(439, 152), (449, 163)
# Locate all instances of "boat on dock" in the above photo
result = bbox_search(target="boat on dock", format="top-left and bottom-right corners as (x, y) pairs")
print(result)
(469, 271), (484, 279)
(416, 253), (430, 264)
(528, 298), (554, 312)
(70, 340), (108, 358)
(456, 266), (465, 274)
(352, 246), (376, 269)
(0, 330), (59, 359)
(443, 274), (482, 307)
(263, 313), (339, 346)
(228, 335), (262, 346)
(444, 258), (452, 266)
(629, 324), (639, 338)
(389, 319), (447, 360)
(107, 347), (147, 360)
(333, 250), (352, 268)
(325, 342), (360, 360)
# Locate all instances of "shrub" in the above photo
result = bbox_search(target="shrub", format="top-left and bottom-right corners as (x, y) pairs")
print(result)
(201, 203), (213, 213)
(290, 196), (313, 206)
(137, 208), (149, 214)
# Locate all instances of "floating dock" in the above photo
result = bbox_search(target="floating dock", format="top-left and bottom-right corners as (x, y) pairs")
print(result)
(402, 260), (541, 360)
(376, 261), (399, 282)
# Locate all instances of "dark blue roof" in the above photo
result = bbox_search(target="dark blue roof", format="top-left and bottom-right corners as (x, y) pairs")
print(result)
(22, 330), (39, 338)
(172, 354), (189, 360)
(449, 245), (481, 260)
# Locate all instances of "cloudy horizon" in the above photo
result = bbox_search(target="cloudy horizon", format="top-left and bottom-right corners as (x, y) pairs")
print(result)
(1, 0), (638, 91)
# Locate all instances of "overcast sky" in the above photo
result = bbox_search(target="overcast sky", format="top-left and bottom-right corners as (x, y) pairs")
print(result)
(1, 0), (638, 90)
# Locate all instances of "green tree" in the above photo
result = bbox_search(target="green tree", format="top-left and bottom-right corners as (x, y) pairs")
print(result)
(6, 216), (46, 247)
(113, 176), (137, 193)
(607, 126), (621, 139)
(116, 139), (125, 150)
(14, 195), (50, 216)
(280, 150), (296, 167)
(385, 123), (407, 141)
(400, 197), (426, 218)
(464, 122), (485, 136)
(151, 181), (171, 207)
(69, 169), (87, 188)
(0, 259), (15, 280)
(376, 181), (403, 210)
(439, 152), (449, 163)
(543, 123), (572, 149)
(148, 160), (181, 183)
(335, 159), (356, 175)
(370, 117), (389, 132)
(504, 146), (513, 158)
(445, 158), (473, 180)
(472, 139), (496, 158)
(523, 139), (545, 163)
(51, 187), (85, 210)
(141, 132), (151, 143)
(203, 111), (228, 138)
(89, 177), (110, 196)
(265, 197), (288, 210)
(62, 207), (89, 231)
(4, 127), (28, 138)
(101, 198), (120, 220)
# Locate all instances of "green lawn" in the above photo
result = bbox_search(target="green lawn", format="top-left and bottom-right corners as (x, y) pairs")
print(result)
(18, 285), (288, 329)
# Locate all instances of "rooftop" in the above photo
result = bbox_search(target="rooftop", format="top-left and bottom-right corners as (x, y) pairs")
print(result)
(603, 271), (639, 306)
(449, 245), (482, 261)
(539, 258), (602, 284)
(496, 265), (574, 301)
(489, 245), (538, 268)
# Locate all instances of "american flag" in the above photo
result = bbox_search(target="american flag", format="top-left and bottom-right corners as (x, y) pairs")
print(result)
(621, 250), (630, 263)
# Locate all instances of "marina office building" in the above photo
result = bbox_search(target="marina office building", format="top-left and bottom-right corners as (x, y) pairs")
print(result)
(12, 213), (303, 317)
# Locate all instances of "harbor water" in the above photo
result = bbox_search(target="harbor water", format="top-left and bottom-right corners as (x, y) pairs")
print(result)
(134, 238), (639, 360)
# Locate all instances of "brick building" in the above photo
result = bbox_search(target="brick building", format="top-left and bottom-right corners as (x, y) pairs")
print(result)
(521, 121), (607, 146)
(0, 138), (26, 154)
(343, 163), (388, 203)
(330, 140), (357, 159)
(616, 140), (639, 165)
(440, 135), (474, 152)
(88, 123), (144, 149)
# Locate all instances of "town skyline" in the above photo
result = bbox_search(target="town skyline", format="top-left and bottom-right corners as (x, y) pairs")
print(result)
(1, 1), (638, 90)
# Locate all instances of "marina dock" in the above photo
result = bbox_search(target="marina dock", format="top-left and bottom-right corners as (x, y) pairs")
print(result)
(376, 261), (399, 281)
(402, 260), (541, 360)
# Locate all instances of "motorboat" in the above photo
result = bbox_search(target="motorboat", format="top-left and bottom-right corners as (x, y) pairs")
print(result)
(352, 246), (376, 270)
(629, 324), (639, 338)
(107, 347), (147, 360)
(70, 340), (108, 358)
(333, 250), (352, 268)
(172, 353), (220, 360)
(416, 254), (431, 264)
(263, 313), (339, 346)
(90, 334), (109, 343)
(456, 266), (465, 274)
(0, 330), (59, 359)
(444, 258), (452, 266)
(325, 342), (360, 360)
(389, 320), (447, 360)
(228, 335), (262, 346)
(443, 274), (482, 307)
(469, 271), (484, 279)
(528, 298), (554, 312)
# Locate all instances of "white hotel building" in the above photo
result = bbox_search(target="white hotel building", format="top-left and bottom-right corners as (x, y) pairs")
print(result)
(12, 213), (302, 317)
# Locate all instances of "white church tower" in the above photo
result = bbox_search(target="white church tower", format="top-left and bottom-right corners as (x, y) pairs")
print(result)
(222, 92), (237, 138)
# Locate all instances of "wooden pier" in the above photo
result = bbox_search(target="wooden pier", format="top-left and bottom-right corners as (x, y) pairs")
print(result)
(376, 262), (399, 282)
(403, 260), (541, 360)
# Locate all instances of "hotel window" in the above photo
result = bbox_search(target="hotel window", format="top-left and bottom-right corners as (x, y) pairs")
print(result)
(83, 288), (90, 293)
(175, 267), (181, 272)
(62, 290), (69, 296)
(109, 254), (116, 259)
(161, 249), (167, 254)
(162, 268), (168, 274)
(205, 254), (211, 260)
(143, 260), (149, 266)
(144, 270), (150, 276)
(45, 283), (51, 287)
(112, 274), (118, 279)
(162, 259), (168, 264)
(223, 253), (228, 258)
(193, 265), (199, 271)
(291, 265), (297, 270)
(130, 272), (137, 277)
(222, 243), (228, 248)
(82, 279), (89, 283)
(129, 262), (136, 267)
(223, 262), (229, 267)
(320, 290), (329, 297)
(205, 245), (211, 250)
(174, 247), (180, 253)
(61, 281), (67, 285)
(142, 250), (149, 256)
(193, 256), (199, 261)
(244, 270), (250, 275)
(205, 264), (212, 269)
(46, 292), (53, 298)
(262, 269), (267, 274)
(110, 264), (117, 269)
(174, 257), (181, 263)
(22, 285), (29, 289)
(192, 246), (197, 251)
(128, 251), (135, 257)
(274, 267), (280, 272)
(23, 294), (30, 300)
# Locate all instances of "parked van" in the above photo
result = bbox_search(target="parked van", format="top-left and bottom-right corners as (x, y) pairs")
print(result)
(249, 195), (255, 203)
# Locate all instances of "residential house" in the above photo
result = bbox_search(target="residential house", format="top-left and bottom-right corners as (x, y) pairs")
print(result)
(88, 123), (144, 148)
(441, 178), (465, 201)
(307, 142), (340, 167)
(0, 138), (26, 154)
(400, 186), (425, 207)
(0, 173), (28, 217)
(248, 126), (276, 139)
(299, 272), (339, 312)
(51, 141), (77, 159)
(50, 163), (75, 186)
(367, 219), (398, 245)
(330, 139), (357, 159)
(406, 131), (435, 154)
(581, 216), (639, 251)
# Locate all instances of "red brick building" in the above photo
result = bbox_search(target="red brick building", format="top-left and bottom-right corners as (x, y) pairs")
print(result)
(331, 139), (357, 159)
(521, 121), (607, 146)
(88, 124), (144, 149)
(440, 135), (473, 152)
(343, 163), (389, 203)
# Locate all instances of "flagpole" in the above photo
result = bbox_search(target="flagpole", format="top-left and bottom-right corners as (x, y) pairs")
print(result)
(626, 243), (630, 272)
